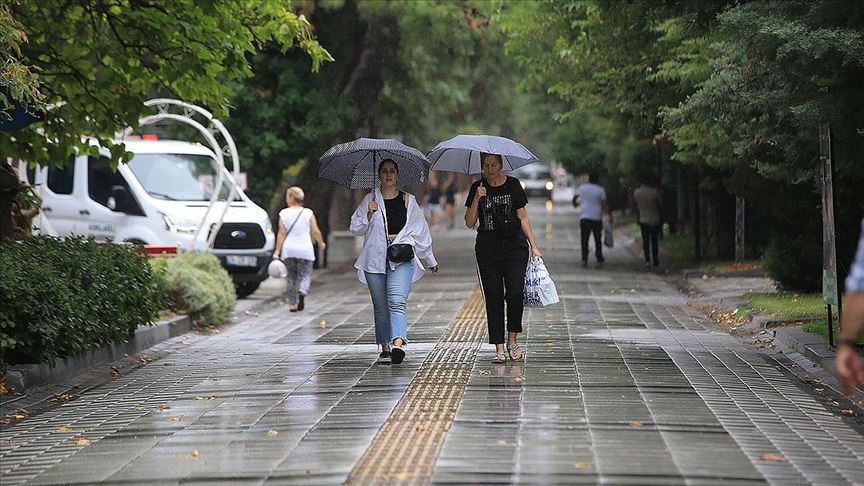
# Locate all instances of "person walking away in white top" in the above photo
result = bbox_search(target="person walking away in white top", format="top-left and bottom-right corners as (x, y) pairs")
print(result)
(272, 186), (326, 312)
(633, 177), (663, 267)
(576, 172), (612, 267)
(349, 159), (438, 365)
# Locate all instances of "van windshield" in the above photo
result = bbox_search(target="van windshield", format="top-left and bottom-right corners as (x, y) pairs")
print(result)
(127, 153), (241, 201)
(514, 166), (551, 180)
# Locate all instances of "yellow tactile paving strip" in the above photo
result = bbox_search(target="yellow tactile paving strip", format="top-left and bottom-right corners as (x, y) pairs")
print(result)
(346, 286), (486, 484)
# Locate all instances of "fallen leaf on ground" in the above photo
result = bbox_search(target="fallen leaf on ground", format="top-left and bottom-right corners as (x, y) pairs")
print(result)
(514, 376), (526, 383)
(110, 366), (121, 379)
(194, 395), (218, 400)
(74, 438), (91, 446)
(629, 421), (643, 428)
(415, 425), (427, 433)
(56, 426), (75, 433)
(158, 404), (171, 412)
(190, 450), (199, 458)
(759, 453), (786, 462)
(51, 393), (73, 402)
(804, 374), (812, 380)
(167, 417), (181, 423)
(574, 462), (591, 470)
(478, 370), (491, 375)
(267, 430), (278, 437)
(859, 399), (864, 406)
(840, 409), (854, 416)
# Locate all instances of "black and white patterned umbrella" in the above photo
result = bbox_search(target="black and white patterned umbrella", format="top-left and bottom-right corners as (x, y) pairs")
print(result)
(317, 138), (431, 189)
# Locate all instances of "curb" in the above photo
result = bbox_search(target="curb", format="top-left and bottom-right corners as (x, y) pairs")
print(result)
(772, 326), (837, 371)
(5, 314), (192, 393)
(682, 268), (768, 279)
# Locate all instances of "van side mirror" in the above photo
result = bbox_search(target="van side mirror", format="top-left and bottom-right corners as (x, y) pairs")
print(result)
(109, 185), (132, 213)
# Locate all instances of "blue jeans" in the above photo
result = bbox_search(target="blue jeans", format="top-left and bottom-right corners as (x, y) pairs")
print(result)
(365, 261), (413, 345)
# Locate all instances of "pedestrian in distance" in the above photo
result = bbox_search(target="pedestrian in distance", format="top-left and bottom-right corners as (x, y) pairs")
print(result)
(443, 173), (458, 230)
(465, 153), (543, 364)
(424, 175), (442, 231)
(350, 159), (439, 365)
(836, 217), (864, 396)
(633, 176), (663, 267)
(575, 172), (612, 267)
(272, 186), (326, 312)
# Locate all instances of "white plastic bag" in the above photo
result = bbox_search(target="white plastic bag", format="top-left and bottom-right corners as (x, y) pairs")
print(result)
(523, 257), (560, 307)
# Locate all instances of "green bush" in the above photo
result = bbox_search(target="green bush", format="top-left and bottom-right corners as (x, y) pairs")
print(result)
(0, 237), (163, 366)
(763, 235), (822, 292)
(152, 252), (236, 327)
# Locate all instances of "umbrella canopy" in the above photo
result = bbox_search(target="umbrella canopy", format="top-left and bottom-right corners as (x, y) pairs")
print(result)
(427, 134), (539, 175)
(317, 138), (430, 189)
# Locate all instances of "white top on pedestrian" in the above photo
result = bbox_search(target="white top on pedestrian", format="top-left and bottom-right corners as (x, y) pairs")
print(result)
(350, 188), (438, 285)
(278, 207), (315, 261)
(577, 183), (606, 221)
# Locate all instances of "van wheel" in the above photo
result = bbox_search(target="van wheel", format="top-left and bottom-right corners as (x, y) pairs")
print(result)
(235, 281), (260, 299)
(125, 238), (147, 245)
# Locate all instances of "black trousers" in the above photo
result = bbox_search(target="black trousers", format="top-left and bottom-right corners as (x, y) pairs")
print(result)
(640, 223), (661, 266)
(476, 240), (529, 345)
(580, 218), (604, 263)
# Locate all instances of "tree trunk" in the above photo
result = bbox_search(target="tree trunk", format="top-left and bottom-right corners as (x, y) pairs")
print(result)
(0, 161), (20, 240)
(296, 12), (401, 246)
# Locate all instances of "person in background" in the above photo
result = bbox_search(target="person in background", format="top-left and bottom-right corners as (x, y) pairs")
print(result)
(350, 159), (438, 365)
(576, 172), (611, 267)
(836, 218), (864, 396)
(272, 186), (326, 312)
(424, 176), (442, 230)
(633, 177), (663, 267)
(465, 153), (542, 363)
(443, 173), (458, 230)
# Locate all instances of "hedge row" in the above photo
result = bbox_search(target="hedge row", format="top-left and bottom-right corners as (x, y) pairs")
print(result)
(0, 238), (238, 367)
(151, 252), (236, 328)
(0, 237), (163, 366)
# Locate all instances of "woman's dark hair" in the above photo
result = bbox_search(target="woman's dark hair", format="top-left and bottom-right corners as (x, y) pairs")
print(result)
(480, 152), (503, 167)
(378, 158), (399, 173)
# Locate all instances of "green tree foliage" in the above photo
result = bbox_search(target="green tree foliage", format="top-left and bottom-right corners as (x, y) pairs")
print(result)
(499, 0), (864, 289)
(0, 3), (43, 117)
(2, 1), (331, 168)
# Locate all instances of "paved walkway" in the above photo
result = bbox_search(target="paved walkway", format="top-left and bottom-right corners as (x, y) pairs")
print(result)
(2, 201), (864, 485)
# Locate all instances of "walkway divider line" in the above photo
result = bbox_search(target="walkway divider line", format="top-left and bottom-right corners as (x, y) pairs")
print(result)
(346, 286), (486, 484)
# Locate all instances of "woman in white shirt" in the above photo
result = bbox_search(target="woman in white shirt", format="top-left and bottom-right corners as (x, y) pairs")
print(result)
(272, 186), (326, 312)
(349, 160), (438, 364)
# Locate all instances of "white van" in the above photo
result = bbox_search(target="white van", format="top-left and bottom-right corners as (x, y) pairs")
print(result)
(512, 164), (554, 199)
(22, 139), (275, 297)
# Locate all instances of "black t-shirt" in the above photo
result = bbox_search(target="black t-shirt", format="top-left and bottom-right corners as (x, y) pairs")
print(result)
(465, 177), (528, 241)
(383, 192), (407, 235)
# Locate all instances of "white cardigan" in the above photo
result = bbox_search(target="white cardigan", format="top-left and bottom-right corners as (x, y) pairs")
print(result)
(350, 189), (438, 285)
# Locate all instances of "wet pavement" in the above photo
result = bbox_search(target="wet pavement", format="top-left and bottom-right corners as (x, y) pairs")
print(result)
(2, 201), (864, 485)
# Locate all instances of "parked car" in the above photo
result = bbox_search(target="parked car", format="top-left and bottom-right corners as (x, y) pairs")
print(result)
(20, 138), (275, 297)
(511, 164), (554, 199)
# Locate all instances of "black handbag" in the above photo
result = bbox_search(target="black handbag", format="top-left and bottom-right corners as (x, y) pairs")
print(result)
(388, 243), (415, 263)
(381, 193), (415, 263)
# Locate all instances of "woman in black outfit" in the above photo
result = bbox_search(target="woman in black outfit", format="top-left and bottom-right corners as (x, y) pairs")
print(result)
(465, 153), (543, 363)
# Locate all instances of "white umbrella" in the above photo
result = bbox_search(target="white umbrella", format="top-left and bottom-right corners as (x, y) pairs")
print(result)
(427, 134), (540, 174)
